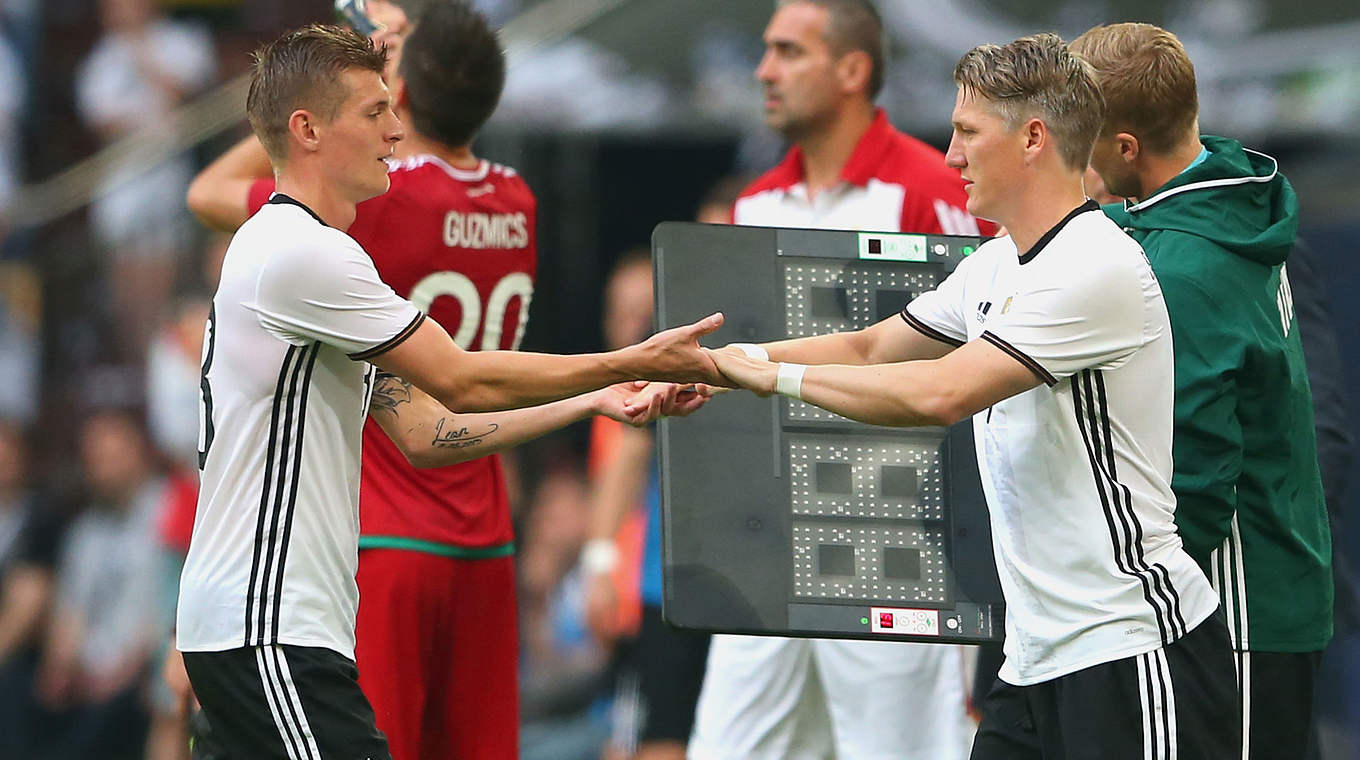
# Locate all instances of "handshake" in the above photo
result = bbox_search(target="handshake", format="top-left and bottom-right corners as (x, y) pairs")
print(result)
(594, 313), (795, 427)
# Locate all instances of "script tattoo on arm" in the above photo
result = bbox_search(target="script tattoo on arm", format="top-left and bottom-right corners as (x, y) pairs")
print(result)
(431, 417), (500, 450)
(370, 372), (413, 417)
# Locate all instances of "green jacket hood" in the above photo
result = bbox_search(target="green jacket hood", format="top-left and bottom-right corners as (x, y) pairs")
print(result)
(1103, 135), (1298, 266)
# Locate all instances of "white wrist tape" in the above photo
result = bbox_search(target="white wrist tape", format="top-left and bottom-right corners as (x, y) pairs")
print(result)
(775, 362), (807, 400)
(729, 342), (769, 361)
(580, 538), (619, 576)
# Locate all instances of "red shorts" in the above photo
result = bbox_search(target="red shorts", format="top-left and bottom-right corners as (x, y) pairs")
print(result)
(355, 548), (518, 760)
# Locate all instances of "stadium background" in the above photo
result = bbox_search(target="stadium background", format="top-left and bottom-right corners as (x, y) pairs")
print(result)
(0, 0), (1357, 757)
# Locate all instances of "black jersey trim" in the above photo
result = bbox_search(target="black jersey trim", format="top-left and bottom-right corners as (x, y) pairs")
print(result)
(900, 308), (965, 347)
(1072, 369), (1184, 645)
(269, 343), (321, 640)
(1018, 199), (1099, 265)
(255, 344), (310, 642)
(980, 331), (1058, 386)
(244, 343), (320, 647)
(267, 193), (329, 228)
(1093, 370), (1186, 638)
(349, 312), (426, 361)
(245, 345), (302, 645)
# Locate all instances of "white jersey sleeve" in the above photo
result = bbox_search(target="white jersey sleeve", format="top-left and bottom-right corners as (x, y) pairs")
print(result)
(247, 231), (424, 359)
(980, 241), (1147, 386)
(901, 252), (974, 346)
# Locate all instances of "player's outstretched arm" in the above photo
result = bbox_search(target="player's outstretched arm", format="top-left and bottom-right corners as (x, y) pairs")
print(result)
(629, 314), (953, 418)
(367, 373), (657, 468)
(371, 312), (726, 414)
(754, 313), (957, 366)
(186, 136), (273, 232)
(709, 338), (1041, 428)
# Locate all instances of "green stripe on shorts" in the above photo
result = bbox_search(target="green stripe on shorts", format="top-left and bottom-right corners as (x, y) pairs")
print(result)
(358, 535), (515, 559)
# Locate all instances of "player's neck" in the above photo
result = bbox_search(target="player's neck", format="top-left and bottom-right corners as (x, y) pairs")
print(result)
(274, 173), (358, 230)
(999, 176), (1089, 257)
(1132, 136), (1205, 202)
(799, 103), (874, 199)
(394, 132), (479, 169)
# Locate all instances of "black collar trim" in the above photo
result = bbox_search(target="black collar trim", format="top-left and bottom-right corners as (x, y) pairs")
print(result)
(268, 193), (329, 228)
(1018, 198), (1099, 265)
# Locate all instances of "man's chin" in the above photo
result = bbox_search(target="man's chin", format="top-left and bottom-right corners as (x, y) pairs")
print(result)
(360, 176), (391, 202)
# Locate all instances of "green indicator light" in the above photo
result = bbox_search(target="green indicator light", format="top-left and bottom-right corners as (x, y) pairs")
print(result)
(961, 246), (976, 256)
(860, 617), (870, 625)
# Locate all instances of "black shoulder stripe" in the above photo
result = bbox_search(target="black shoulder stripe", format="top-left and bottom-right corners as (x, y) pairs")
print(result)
(980, 331), (1058, 386)
(350, 312), (426, 361)
(900, 309), (965, 347)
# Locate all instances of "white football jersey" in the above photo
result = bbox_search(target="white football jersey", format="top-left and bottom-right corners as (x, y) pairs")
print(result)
(177, 195), (423, 660)
(905, 200), (1218, 685)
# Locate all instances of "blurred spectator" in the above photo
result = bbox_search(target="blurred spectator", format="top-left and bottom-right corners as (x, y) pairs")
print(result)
(0, 21), (22, 227)
(495, 38), (671, 130)
(519, 455), (612, 760)
(75, 0), (215, 358)
(0, 420), (65, 757)
(694, 174), (750, 225)
(35, 409), (170, 760)
(0, 261), (41, 424)
(145, 295), (209, 472)
(143, 295), (207, 760)
(585, 247), (711, 760)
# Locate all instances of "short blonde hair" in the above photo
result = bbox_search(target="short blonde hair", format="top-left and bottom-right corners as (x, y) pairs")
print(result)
(1069, 23), (1198, 155)
(953, 33), (1105, 172)
(246, 24), (388, 163)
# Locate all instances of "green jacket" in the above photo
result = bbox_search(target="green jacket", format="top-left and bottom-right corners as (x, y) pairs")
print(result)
(1104, 135), (1332, 652)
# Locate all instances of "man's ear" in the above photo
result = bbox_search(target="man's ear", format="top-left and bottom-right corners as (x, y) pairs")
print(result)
(836, 50), (873, 97)
(1114, 132), (1140, 165)
(1021, 117), (1047, 164)
(287, 109), (322, 154)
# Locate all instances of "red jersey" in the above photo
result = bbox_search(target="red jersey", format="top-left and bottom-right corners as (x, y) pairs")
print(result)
(248, 154), (536, 549)
(733, 108), (995, 237)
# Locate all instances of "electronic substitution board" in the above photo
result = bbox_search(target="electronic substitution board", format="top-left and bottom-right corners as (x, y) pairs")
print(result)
(653, 222), (1004, 644)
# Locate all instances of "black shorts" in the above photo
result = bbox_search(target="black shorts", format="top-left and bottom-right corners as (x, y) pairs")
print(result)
(610, 604), (711, 751)
(1241, 649), (1322, 759)
(970, 614), (1240, 760)
(183, 644), (390, 760)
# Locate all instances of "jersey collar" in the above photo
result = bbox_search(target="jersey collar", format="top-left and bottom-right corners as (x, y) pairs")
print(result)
(768, 108), (896, 191)
(1018, 198), (1099, 265)
(397, 154), (490, 182)
(838, 108), (897, 187)
(268, 193), (329, 228)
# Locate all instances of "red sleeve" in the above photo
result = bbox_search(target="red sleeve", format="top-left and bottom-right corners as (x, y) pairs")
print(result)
(247, 178), (276, 216)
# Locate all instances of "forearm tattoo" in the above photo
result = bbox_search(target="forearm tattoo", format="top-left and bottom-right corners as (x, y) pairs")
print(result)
(370, 372), (413, 417)
(431, 417), (500, 450)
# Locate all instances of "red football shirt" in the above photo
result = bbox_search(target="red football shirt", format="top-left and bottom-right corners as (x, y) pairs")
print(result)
(249, 154), (536, 548)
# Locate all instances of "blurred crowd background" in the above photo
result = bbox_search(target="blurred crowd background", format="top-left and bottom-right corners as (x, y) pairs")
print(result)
(0, 0), (1357, 758)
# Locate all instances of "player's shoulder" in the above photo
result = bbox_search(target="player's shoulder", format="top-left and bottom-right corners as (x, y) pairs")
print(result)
(1063, 206), (1145, 261)
(965, 234), (1017, 269)
(1041, 208), (1152, 290)
(243, 203), (366, 265)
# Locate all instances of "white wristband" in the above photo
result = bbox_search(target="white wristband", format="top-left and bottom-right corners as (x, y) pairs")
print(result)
(580, 538), (619, 576)
(775, 362), (807, 400)
(728, 342), (769, 361)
